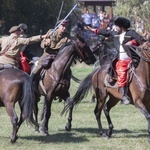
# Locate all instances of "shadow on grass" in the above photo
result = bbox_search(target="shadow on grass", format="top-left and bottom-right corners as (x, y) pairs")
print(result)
(20, 132), (89, 143)
(70, 127), (148, 139)
(19, 128), (148, 143)
(1, 128), (148, 143)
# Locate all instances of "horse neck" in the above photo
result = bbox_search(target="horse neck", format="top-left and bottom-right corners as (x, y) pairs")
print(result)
(137, 58), (150, 83)
(99, 44), (112, 65)
(49, 45), (75, 76)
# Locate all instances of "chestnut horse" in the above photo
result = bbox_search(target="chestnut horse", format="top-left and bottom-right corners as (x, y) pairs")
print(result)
(34, 35), (96, 135)
(62, 42), (150, 143)
(0, 68), (36, 143)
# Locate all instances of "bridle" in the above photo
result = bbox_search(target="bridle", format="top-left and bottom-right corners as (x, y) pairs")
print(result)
(130, 42), (150, 90)
(72, 39), (87, 62)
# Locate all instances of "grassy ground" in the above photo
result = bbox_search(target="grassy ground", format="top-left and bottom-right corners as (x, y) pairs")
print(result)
(0, 64), (149, 150)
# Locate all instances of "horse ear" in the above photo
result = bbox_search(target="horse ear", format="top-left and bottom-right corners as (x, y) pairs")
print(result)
(76, 34), (85, 43)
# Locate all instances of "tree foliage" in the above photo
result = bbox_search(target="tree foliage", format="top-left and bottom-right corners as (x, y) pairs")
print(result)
(0, 0), (74, 35)
(114, 0), (150, 32)
(0, 0), (149, 35)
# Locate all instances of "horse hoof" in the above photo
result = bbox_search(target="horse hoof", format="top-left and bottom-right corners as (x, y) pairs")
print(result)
(40, 130), (49, 136)
(99, 131), (104, 136)
(10, 139), (15, 144)
(102, 133), (110, 139)
(34, 130), (40, 134)
(65, 125), (71, 131)
(10, 135), (18, 143)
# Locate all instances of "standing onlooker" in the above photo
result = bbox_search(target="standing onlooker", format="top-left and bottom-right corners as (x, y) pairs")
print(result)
(81, 9), (94, 26)
(91, 13), (100, 29)
(98, 11), (104, 21)
(81, 9), (94, 42)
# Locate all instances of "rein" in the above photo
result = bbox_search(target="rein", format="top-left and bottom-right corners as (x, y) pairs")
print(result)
(129, 44), (150, 62)
(130, 42), (150, 90)
(131, 67), (150, 90)
(72, 40), (86, 62)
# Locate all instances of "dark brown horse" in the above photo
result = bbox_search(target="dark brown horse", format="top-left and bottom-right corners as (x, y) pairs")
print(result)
(34, 35), (96, 135)
(63, 42), (150, 143)
(0, 68), (36, 143)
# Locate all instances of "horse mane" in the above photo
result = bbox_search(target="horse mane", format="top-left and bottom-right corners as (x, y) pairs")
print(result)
(95, 40), (117, 66)
(58, 41), (72, 54)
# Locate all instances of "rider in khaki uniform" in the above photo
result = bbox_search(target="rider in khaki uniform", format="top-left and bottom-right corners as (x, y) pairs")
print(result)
(0, 25), (46, 68)
(31, 19), (71, 80)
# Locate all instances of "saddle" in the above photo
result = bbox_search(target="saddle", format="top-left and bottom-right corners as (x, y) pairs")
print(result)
(41, 54), (56, 69)
(104, 60), (137, 88)
(35, 54), (56, 95)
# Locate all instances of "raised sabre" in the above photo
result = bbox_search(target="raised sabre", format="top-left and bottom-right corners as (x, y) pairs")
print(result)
(54, 1), (64, 28)
(49, 3), (78, 36)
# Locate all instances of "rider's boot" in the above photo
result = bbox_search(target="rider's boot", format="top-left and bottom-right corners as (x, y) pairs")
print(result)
(30, 72), (36, 81)
(120, 86), (131, 105)
(30, 64), (42, 82)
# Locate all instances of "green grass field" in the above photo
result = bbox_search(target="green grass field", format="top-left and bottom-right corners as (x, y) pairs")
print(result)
(0, 64), (149, 150)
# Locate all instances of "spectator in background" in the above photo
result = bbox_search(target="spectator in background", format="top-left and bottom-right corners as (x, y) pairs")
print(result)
(91, 13), (100, 29)
(98, 11), (104, 21)
(91, 13), (100, 41)
(103, 11), (108, 20)
(107, 19), (115, 31)
(81, 9), (94, 26)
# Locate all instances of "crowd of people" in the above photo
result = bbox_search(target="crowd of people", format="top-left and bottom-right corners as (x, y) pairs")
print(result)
(80, 9), (113, 43)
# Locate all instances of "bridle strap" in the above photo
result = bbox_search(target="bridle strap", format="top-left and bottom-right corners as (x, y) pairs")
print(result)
(72, 40), (86, 61)
(129, 45), (150, 62)
(131, 67), (150, 90)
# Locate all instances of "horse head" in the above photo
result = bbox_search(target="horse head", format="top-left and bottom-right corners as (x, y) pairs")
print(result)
(90, 38), (117, 65)
(73, 34), (96, 65)
(70, 24), (84, 39)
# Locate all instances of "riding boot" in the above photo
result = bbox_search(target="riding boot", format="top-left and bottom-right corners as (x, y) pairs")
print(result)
(120, 86), (130, 105)
(30, 64), (42, 82)
(30, 72), (36, 82)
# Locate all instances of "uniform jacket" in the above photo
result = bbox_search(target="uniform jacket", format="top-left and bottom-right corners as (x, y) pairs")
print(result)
(96, 28), (144, 57)
(41, 29), (71, 51)
(0, 33), (42, 66)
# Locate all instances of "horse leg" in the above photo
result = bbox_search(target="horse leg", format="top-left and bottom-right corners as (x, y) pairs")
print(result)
(94, 100), (104, 136)
(65, 97), (73, 131)
(40, 96), (52, 135)
(103, 95), (119, 138)
(135, 101), (150, 144)
(34, 93), (40, 133)
(5, 103), (18, 143)
(91, 94), (96, 102)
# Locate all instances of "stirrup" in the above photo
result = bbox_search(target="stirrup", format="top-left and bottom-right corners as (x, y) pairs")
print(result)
(121, 96), (130, 105)
(107, 75), (116, 85)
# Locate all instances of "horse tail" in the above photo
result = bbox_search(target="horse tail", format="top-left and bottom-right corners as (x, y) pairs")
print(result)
(61, 68), (99, 115)
(21, 73), (36, 126)
(72, 68), (99, 105)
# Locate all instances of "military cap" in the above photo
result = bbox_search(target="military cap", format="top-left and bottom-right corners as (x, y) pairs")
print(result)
(9, 26), (20, 33)
(57, 19), (68, 26)
(114, 17), (131, 29)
